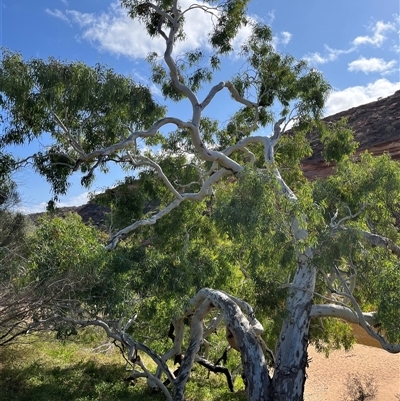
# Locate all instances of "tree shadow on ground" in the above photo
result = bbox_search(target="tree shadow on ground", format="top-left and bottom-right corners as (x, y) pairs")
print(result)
(0, 359), (165, 401)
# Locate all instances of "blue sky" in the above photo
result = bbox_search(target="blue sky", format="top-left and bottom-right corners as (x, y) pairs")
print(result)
(1, 0), (399, 213)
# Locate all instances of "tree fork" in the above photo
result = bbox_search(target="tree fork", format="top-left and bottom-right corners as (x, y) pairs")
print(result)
(175, 289), (271, 401)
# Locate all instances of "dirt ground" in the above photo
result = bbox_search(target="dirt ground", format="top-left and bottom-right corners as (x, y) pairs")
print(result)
(305, 325), (400, 401)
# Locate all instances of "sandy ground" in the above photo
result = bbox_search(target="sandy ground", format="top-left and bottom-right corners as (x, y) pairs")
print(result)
(305, 326), (400, 400)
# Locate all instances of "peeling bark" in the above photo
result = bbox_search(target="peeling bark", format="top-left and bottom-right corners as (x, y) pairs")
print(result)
(174, 289), (271, 401)
(272, 256), (316, 401)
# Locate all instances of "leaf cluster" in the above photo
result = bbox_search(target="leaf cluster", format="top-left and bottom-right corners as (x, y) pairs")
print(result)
(146, 49), (218, 101)
(122, 1), (251, 55)
(25, 214), (109, 314)
(212, 169), (297, 316)
(319, 118), (359, 163)
(234, 23), (331, 119)
(315, 153), (400, 239)
(312, 153), (400, 342)
(0, 50), (165, 199)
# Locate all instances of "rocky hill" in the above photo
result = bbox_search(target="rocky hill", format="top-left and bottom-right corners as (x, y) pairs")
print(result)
(30, 90), (400, 225)
(28, 203), (110, 228)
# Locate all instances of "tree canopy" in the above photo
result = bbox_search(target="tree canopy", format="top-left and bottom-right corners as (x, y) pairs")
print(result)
(0, 49), (165, 201)
(0, 1), (399, 400)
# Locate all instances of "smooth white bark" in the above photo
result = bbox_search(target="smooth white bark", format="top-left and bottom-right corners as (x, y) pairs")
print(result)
(174, 288), (270, 401)
(311, 304), (376, 325)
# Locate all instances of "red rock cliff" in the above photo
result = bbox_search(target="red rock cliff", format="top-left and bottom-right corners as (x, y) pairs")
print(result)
(302, 90), (400, 179)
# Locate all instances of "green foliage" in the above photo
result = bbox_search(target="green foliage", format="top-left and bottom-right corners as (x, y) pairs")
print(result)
(28, 214), (104, 281)
(274, 129), (313, 189)
(0, 50), (163, 147)
(238, 23), (331, 118)
(374, 258), (400, 343)
(0, 154), (18, 210)
(25, 213), (110, 320)
(90, 154), (246, 334)
(0, 50), (165, 200)
(97, 200), (244, 343)
(310, 318), (354, 357)
(311, 153), (400, 343)
(0, 211), (30, 280)
(212, 169), (296, 320)
(314, 153), (400, 239)
(208, 0), (250, 54)
(319, 118), (359, 162)
(94, 176), (151, 231)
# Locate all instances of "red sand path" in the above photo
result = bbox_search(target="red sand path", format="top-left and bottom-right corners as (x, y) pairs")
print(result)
(305, 326), (400, 401)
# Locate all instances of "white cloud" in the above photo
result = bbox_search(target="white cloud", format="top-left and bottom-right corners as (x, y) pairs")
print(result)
(353, 21), (396, 47)
(304, 52), (332, 65)
(57, 192), (92, 208)
(304, 45), (354, 65)
(132, 70), (162, 97)
(19, 192), (92, 214)
(325, 79), (400, 116)
(279, 31), (292, 46)
(305, 18), (398, 66)
(265, 10), (275, 25)
(67, 4), (165, 58)
(45, 8), (70, 23)
(66, 1), (222, 59)
(64, 1), (255, 59)
(61, 0), (68, 6)
(269, 31), (293, 50)
(348, 57), (397, 74)
(18, 202), (48, 214)
(230, 21), (254, 55)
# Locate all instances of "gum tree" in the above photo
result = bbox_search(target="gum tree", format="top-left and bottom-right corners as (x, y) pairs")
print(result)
(1, 1), (399, 400)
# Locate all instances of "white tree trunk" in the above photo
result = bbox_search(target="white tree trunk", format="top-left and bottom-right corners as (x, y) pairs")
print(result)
(272, 250), (316, 401)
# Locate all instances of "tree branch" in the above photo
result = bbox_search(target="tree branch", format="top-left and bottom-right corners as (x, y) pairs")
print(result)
(195, 355), (234, 392)
(329, 205), (366, 229)
(200, 81), (258, 117)
(359, 230), (400, 258)
(106, 168), (232, 249)
(311, 304), (377, 326)
(52, 112), (84, 155)
(334, 227), (400, 258)
(80, 117), (192, 161)
(144, 2), (174, 24)
(127, 152), (183, 200)
(134, 355), (173, 401)
(179, 288), (270, 401)
(163, 5), (199, 108)
(63, 317), (177, 382)
(174, 299), (214, 401)
(332, 266), (400, 353)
